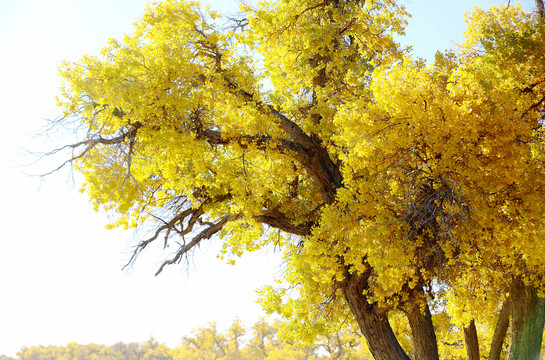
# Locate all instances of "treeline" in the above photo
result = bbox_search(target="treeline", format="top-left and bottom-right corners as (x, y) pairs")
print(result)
(1, 319), (372, 360)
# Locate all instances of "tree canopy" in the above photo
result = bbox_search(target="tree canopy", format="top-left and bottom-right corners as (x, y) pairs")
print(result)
(54, 0), (545, 359)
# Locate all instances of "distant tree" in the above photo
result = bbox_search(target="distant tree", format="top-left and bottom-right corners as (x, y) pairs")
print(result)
(17, 345), (62, 360)
(171, 318), (362, 359)
(246, 319), (279, 359)
(173, 322), (230, 360)
(15, 339), (173, 360)
(317, 326), (370, 360)
(104, 338), (172, 360)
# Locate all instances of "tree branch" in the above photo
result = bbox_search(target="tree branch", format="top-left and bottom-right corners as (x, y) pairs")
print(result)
(192, 39), (343, 203)
(254, 209), (312, 236)
(154, 213), (240, 275)
(124, 193), (232, 271)
(196, 127), (311, 164)
(40, 123), (142, 176)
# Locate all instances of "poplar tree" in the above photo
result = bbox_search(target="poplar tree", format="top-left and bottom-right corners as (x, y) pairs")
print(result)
(55, 1), (545, 358)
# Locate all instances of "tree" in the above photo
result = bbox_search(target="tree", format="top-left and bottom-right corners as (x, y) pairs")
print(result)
(15, 340), (173, 360)
(170, 318), (358, 359)
(173, 322), (232, 360)
(53, 0), (545, 359)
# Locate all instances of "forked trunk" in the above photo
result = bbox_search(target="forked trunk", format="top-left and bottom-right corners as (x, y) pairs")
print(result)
(343, 271), (410, 360)
(404, 300), (440, 360)
(507, 278), (545, 360)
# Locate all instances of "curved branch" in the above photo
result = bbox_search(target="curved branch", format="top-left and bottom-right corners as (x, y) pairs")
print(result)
(123, 206), (201, 268)
(196, 127), (311, 164)
(155, 213), (240, 275)
(254, 209), (313, 236)
(41, 123), (142, 176)
(124, 193), (232, 269)
(222, 76), (314, 149)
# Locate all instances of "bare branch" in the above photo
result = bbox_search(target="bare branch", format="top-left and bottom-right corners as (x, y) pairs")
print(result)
(155, 214), (241, 275)
(226, 16), (248, 33)
(124, 192), (232, 266)
(40, 124), (141, 177)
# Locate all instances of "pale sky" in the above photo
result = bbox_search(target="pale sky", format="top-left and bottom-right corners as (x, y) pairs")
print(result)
(0, 0), (536, 357)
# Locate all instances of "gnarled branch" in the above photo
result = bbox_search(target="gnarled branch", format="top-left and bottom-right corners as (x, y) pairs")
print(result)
(154, 213), (241, 275)
(196, 127), (311, 165)
(254, 209), (312, 236)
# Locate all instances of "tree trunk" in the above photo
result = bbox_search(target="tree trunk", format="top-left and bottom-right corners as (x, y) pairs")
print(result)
(403, 300), (440, 360)
(343, 272), (410, 360)
(464, 319), (480, 360)
(488, 300), (510, 360)
(507, 278), (545, 360)
(536, 0), (545, 19)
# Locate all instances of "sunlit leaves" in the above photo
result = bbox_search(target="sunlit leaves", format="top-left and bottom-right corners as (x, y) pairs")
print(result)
(56, 0), (545, 357)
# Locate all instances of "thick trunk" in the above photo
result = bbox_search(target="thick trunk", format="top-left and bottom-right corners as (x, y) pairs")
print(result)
(464, 319), (480, 360)
(507, 278), (545, 360)
(488, 300), (510, 360)
(343, 272), (410, 360)
(403, 300), (440, 360)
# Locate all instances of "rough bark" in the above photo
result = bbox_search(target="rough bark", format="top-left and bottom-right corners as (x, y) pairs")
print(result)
(488, 300), (510, 360)
(464, 319), (480, 360)
(342, 271), (410, 360)
(403, 301), (440, 360)
(507, 278), (545, 360)
(536, 0), (545, 19)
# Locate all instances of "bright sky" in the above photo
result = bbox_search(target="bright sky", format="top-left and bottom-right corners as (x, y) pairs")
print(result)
(0, 0), (536, 357)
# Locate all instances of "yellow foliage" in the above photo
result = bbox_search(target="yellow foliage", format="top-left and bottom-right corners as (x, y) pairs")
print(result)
(56, 0), (545, 357)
